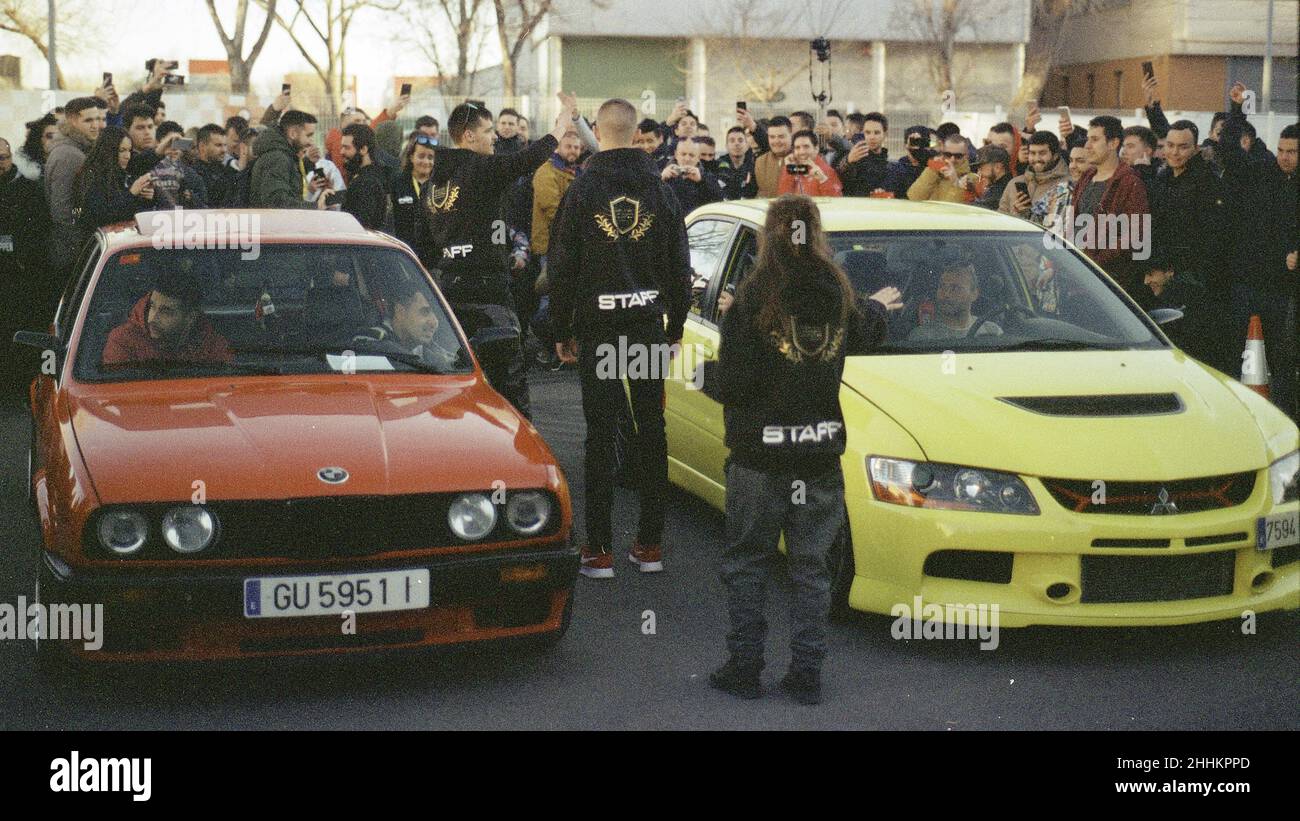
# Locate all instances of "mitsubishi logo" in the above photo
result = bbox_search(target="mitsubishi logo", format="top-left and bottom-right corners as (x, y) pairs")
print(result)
(317, 466), (349, 485)
(1150, 486), (1178, 515)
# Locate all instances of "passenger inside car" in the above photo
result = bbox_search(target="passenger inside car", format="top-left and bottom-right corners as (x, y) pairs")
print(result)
(351, 276), (459, 370)
(101, 267), (233, 366)
(906, 258), (1004, 340)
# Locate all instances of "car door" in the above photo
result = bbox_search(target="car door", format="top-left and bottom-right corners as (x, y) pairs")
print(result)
(667, 219), (759, 496)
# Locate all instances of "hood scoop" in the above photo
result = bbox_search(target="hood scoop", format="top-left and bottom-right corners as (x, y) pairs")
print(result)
(999, 393), (1184, 417)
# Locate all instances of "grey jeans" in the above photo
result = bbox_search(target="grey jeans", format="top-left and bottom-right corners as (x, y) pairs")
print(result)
(721, 460), (845, 674)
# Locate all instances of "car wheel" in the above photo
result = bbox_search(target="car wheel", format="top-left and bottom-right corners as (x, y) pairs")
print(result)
(828, 523), (856, 622)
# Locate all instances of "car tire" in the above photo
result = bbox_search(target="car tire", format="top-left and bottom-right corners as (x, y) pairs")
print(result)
(828, 523), (856, 623)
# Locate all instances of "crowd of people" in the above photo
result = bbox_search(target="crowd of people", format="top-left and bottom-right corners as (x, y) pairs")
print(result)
(0, 54), (1296, 706)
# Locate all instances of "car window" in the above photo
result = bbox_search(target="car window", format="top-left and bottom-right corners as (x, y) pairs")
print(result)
(825, 231), (1163, 353)
(686, 218), (734, 316)
(55, 240), (102, 341)
(73, 245), (473, 382)
(710, 227), (757, 326)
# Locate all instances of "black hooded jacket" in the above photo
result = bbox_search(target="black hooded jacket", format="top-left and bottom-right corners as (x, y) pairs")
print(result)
(1147, 151), (1229, 290)
(705, 263), (887, 473)
(417, 135), (556, 304)
(546, 147), (692, 342)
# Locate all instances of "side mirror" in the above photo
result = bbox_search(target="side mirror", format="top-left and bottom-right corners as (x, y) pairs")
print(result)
(469, 325), (519, 363)
(1147, 308), (1184, 326)
(13, 331), (64, 379)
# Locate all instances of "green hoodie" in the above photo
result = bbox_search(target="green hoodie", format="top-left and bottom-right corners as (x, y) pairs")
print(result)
(249, 125), (312, 208)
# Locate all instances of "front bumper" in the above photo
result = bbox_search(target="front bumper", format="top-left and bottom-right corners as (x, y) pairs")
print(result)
(41, 542), (579, 662)
(846, 465), (1300, 627)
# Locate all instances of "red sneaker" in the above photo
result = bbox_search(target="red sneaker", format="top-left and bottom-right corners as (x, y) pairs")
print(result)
(579, 545), (614, 578)
(628, 542), (663, 573)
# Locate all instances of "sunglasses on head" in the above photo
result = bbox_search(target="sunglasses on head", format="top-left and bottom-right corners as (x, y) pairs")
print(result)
(413, 134), (437, 148)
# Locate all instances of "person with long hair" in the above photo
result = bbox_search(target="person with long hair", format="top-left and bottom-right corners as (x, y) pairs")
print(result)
(18, 113), (58, 178)
(74, 126), (154, 233)
(392, 133), (437, 268)
(705, 194), (901, 705)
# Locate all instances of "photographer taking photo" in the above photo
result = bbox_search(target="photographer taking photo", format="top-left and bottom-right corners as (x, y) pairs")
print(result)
(703, 195), (901, 705)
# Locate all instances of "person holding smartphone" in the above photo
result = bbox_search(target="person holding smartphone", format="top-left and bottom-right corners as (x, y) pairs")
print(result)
(702, 195), (901, 704)
(778, 130), (842, 197)
(74, 126), (155, 233)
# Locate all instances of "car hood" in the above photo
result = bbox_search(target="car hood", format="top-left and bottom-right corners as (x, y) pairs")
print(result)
(841, 349), (1273, 480)
(70, 377), (556, 503)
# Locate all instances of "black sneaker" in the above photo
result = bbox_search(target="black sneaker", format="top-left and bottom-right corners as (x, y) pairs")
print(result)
(709, 659), (762, 700)
(779, 670), (822, 705)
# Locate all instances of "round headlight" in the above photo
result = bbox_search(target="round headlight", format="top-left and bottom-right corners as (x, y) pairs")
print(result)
(506, 491), (552, 536)
(162, 506), (216, 554)
(98, 510), (148, 556)
(449, 494), (497, 540)
(954, 470), (989, 501)
(999, 483), (1030, 509)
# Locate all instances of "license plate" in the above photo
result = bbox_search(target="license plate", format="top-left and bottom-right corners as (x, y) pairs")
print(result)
(243, 569), (430, 618)
(1256, 512), (1299, 551)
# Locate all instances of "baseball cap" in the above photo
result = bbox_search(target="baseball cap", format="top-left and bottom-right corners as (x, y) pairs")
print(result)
(973, 144), (1010, 168)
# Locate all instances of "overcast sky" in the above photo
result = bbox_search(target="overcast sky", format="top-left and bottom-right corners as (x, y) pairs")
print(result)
(7, 0), (497, 107)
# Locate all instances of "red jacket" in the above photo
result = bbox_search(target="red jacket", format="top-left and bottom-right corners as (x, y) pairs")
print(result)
(102, 294), (233, 367)
(1072, 162), (1151, 295)
(778, 156), (843, 197)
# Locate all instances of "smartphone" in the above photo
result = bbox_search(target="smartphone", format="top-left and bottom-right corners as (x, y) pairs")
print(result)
(162, 74), (186, 86)
(103, 72), (113, 88)
(1059, 105), (1071, 119)
(788, 164), (809, 176)
(312, 167), (327, 181)
(1014, 180), (1030, 198)
(1141, 61), (1155, 81)
(282, 83), (291, 95)
(736, 101), (747, 111)
(171, 137), (194, 152)
(400, 82), (412, 96)
(164, 60), (179, 71)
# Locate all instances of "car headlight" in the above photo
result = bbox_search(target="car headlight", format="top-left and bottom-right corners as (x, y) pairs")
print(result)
(1269, 451), (1299, 505)
(506, 491), (552, 536)
(449, 493), (497, 540)
(868, 457), (1040, 515)
(98, 509), (149, 555)
(161, 506), (217, 554)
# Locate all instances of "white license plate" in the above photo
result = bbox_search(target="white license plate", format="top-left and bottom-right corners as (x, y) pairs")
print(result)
(243, 569), (430, 618)
(1256, 512), (1299, 551)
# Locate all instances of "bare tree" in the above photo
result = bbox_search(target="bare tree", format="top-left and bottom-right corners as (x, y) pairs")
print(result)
(1011, 1), (1114, 109)
(490, 0), (554, 98)
(205, 0), (278, 94)
(404, 0), (493, 96)
(255, 0), (398, 116)
(0, 0), (101, 89)
(890, 0), (986, 100)
(693, 0), (854, 110)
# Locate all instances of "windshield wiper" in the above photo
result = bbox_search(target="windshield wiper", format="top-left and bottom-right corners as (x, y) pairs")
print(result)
(102, 358), (281, 376)
(986, 338), (1124, 352)
(273, 344), (453, 375)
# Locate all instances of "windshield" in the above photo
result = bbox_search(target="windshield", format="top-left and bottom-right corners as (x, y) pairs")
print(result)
(826, 231), (1165, 354)
(74, 245), (473, 382)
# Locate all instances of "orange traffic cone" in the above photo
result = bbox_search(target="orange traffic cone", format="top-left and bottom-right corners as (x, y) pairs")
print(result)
(1241, 315), (1270, 398)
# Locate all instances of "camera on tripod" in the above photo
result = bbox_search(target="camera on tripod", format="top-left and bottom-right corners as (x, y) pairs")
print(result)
(810, 37), (831, 63)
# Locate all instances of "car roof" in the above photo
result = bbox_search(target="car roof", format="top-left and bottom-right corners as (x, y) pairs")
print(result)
(689, 197), (1043, 233)
(99, 209), (403, 251)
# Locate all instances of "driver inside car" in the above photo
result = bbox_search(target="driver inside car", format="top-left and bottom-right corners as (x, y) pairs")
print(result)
(102, 268), (233, 366)
(907, 259), (1003, 341)
(351, 277), (459, 370)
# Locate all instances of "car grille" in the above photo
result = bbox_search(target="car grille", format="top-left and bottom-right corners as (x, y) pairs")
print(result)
(999, 393), (1183, 416)
(1042, 473), (1255, 515)
(86, 493), (560, 560)
(1080, 552), (1236, 603)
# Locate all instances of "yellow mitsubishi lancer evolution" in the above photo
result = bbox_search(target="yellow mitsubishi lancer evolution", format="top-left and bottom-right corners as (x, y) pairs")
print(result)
(668, 198), (1298, 627)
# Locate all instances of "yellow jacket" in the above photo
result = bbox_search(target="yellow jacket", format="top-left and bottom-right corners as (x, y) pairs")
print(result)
(531, 158), (577, 256)
(907, 161), (977, 204)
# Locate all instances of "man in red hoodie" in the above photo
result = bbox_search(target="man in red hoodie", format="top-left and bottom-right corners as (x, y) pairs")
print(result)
(1072, 115), (1151, 304)
(102, 268), (232, 366)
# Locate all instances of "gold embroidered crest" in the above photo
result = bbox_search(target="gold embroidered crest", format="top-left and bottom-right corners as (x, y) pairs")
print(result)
(594, 196), (654, 240)
(769, 319), (845, 363)
(428, 182), (460, 214)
